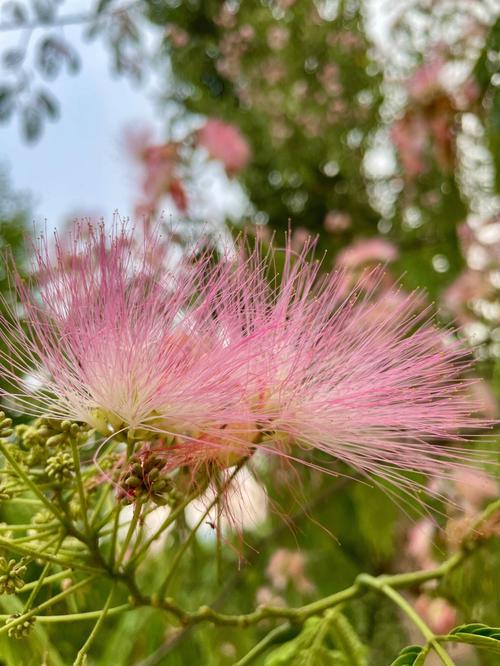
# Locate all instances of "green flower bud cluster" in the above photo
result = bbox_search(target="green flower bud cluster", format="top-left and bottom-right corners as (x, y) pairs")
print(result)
(7, 613), (36, 639)
(118, 449), (173, 506)
(46, 450), (74, 483)
(16, 418), (88, 468)
(0, 556), (28, 595)
(0, 412), (13, 439)
(0, 482), (14, 501)
(32, 509), (54, 525)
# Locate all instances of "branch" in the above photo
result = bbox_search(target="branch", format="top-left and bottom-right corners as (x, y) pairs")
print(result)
(0, 2), (139, 33)
(140, 498), (500, 629)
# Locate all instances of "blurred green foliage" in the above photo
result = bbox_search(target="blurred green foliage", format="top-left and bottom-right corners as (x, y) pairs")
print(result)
(0, 1), (498, 665)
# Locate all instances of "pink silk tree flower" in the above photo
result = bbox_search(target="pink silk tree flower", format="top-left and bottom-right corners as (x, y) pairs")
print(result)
(0, 224), (255, 452)
(198, 119), (251, 175)
(0, 224), (494, 498)
(176, 238), (494, 496)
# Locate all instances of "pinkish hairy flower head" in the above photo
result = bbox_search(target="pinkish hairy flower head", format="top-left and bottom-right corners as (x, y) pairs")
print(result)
(0, 223), (494, 499)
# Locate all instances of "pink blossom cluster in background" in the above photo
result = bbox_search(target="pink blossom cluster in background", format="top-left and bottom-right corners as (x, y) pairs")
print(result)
(391, 51), (479, 178)
(198, 119), (251, 175)
(405, 466), (498, 637)
(164, 2), (370, 148)
(125, 119), (251, 219)
(442, 213), (500, 361)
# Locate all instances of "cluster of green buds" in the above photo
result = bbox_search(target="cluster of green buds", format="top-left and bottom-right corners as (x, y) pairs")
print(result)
(7, 613), (36, 639)
(0, 412), (13, 438)
(0, 482), (14, 501)
(45, 450), (74, 483)
(0, 556), (28, 595)
(14, 418), (88, 485)
(117, 446), (175, 506)
(16, 418), (85, 465)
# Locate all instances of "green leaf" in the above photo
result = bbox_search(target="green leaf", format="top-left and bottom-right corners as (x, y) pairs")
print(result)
(296, 646), (348, 665)
(37, 90), (59, 119)
(21, 105), (42, 142)
(440, 623), (500, 654)
(389, 645), (425, 666)
(0, 86), (15, 121)
(266, 644), (347, 666)
(265, 618), (323, 665)
(96, 0), (114, 13)
(327, 610), (367, 666)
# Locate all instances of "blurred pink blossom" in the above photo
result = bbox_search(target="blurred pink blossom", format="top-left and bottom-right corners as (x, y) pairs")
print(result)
(453, 468), (498, 510)
(467, 379), (498, 419)
(406, 519), (436, 569)
(267, 25), (290, 50)
(124, 127), (188, 216)
(442, 270), (495, 325)
(415, 595), (457, 634)
(165, 24), (189, 48)
(336, 238), (399, 269)
(266, 549), (315, 595)
(390, 115), (428, 177)
(255, 586), (285, 607)
(198, 119), (251, 175)
(407, 55), (446, 103)
(324, 210), (351, 233)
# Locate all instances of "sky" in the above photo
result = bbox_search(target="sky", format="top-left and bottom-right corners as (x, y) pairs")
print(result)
(0, 0), (389, 228)
(0, 14), (163, 225)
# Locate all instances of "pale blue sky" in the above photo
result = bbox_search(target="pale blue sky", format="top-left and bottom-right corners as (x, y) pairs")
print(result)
(0, 0), (389, 227)
(0, 17), (163, 225)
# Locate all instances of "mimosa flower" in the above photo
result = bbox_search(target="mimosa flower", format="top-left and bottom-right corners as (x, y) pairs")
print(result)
(0, 224), (493, 499)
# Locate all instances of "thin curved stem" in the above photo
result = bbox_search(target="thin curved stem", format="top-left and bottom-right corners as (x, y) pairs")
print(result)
(0, 535), (103, 574)
(0, 576), (97, 636)
(0, 439), (67, 525)
(24, 533), (65, 611)
(115, 501), (142, 570)
(129, 491), (199, 568)
(70, 438), (90, 535)
(358, 575), (455, 666)
(73, 584), (116, 666)
(234, 623), (294, 666)
(0, 604), (131, 623)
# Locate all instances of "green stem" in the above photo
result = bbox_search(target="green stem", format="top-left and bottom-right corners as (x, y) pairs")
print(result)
(108, 506), (122, 569)
(24, 533), (65, 611)
(10, 528), (59, 544)
(0, 522), (58, 532)
(357, 575), (455, 666)
(3, 497), (44, 505)
(73, 584), (116, 665)
(0, 439), (66, 524)
(90, 483), (111, 528)
(18, 568), (73, 593)
(115, 501), (142, 570)
(158, 494), (221, 598)
(234, 623), (294, 666)
(26, 604), (130, 623)
(129, 491), (198, 568)
(0, 575), (97, 635)
(0, 535), (103, 574)
(70, 437), (90, 535)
